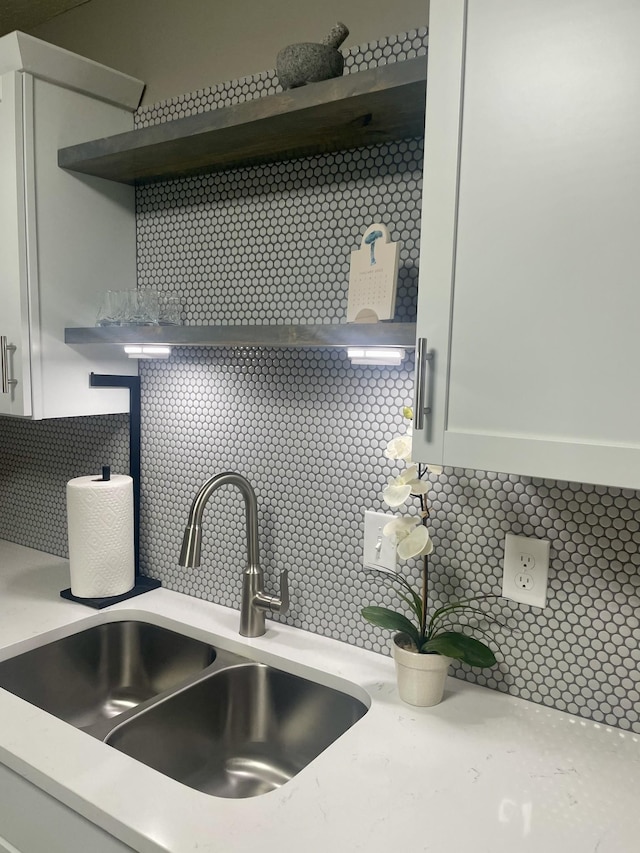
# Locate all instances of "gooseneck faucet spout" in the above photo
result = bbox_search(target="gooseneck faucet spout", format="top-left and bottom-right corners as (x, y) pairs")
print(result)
(178, 472), (288, 638)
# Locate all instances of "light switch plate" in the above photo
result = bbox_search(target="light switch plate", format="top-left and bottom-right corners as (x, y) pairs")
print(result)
(502, 533), (550, 608)
(363, 510), (397, 573)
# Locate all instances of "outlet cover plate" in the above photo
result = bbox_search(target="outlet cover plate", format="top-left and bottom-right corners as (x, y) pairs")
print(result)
(502, 533), (550, 608)
(363, 511), (397, 573)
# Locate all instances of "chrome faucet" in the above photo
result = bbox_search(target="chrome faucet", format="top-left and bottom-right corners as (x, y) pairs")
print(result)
(178, 472), (289, 638)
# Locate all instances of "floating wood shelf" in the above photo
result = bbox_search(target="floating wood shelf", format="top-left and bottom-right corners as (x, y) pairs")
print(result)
(58, 57), (427, 185)
(65, 322), (416, 349)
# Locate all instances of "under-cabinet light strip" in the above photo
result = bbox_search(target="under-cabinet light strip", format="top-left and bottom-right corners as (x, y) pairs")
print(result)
(124, 345), (172, 359)
(347, 347), (405, 366)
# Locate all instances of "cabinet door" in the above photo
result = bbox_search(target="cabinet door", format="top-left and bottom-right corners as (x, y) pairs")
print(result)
(0, 72), (32, 416)
(0, 68), (137, 420)
(0, 761), (135, 853)
(413, 0), (640, 489)
(26, 75), (137, 418)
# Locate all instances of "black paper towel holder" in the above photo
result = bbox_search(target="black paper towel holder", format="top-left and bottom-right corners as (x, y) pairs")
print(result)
(60, 576), (161, 609)
(60, 373), (162, 609)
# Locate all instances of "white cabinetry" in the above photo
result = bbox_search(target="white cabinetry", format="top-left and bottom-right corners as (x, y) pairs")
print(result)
(0, 32), (143, 419)
(0, 761), (134, 853)
(413, 0), (640, 489)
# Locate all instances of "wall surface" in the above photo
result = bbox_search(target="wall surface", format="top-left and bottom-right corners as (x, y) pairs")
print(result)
(30, 0), (429, 104)
(0, 415), (129, 556)
(131, 31), (640, 734)
(1, 10), (639, 736)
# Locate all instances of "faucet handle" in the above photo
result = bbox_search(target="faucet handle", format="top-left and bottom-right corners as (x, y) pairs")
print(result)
(272, 569), (289, 615)
(252, 569), (289, 616)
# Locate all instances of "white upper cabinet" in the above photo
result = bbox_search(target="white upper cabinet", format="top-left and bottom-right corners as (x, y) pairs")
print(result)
(413, 0), (640, 489)
(0, 32), (143, 419)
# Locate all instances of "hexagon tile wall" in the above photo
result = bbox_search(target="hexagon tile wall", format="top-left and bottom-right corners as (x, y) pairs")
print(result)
(135, 28), (640, 732)
(0, 415), (129, 555)
(0, 29), (638, 732)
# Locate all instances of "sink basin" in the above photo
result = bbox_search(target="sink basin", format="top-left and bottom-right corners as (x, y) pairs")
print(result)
(0, 620), (217, 737)
(0, 618), (369, 797)
(106, 661), (368, 798)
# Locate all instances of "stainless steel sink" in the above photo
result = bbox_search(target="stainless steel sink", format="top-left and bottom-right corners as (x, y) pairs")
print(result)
(0, 620), (217, 738)
(106, 662), (368, 798)
(0, 619), (368, 797)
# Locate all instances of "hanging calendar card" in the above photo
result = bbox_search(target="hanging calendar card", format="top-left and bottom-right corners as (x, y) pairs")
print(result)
(346, 223), (401, 323)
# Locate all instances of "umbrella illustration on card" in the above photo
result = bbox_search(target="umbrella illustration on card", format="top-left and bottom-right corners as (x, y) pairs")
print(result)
(347, 223), (401, 323)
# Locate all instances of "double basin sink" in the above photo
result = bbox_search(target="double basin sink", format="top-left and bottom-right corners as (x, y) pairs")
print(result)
(0, 620), (368, 799)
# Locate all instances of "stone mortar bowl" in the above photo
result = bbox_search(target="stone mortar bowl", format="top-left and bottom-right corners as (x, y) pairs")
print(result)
(276, 42), (345, 90)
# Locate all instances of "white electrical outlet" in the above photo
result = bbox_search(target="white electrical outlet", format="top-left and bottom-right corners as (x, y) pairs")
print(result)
(502, 533), (550, 607)
(363, 511), (397, 573)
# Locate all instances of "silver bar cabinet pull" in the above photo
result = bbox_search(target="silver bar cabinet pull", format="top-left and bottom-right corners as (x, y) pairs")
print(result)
(413, 336), (432, 431)
(1, 336), (17, 395)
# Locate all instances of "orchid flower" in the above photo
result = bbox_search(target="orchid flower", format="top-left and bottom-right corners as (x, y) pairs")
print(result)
(361, 405), (498, 669)
(382, 515), (420, 541)
(397, 524), (434, 559)
(382, 465), (429, 508)
(384, 433), (412, 462)
(382, 515), (434, 559)
(380, 406), (442, 559)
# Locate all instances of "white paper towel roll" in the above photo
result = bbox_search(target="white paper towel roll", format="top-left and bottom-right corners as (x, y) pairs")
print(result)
(67, 473), (135, 598)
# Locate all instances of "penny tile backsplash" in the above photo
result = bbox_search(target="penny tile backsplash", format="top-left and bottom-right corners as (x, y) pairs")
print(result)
(1, 28), (639, 732)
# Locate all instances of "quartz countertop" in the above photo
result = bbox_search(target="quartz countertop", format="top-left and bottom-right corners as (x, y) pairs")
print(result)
(0, 539), (639, 853)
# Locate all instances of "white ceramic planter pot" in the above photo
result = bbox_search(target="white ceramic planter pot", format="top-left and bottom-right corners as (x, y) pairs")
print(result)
(391, 634), (452, 707)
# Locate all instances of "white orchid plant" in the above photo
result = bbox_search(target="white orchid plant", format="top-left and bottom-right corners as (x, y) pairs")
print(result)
(362, 407), (498, 668)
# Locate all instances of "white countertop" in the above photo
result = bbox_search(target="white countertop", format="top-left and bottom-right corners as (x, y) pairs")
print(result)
(0, 539), (639, 853)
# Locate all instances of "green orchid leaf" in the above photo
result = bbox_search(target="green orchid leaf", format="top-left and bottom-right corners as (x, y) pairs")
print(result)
(361, 606), (420, 648)
(427, 596), (508, 636)
(388, 571), (422, 607)
(399, 593), (422, 623)
(421, 631), (496, 668)
(429, 606), (492, 634)
(367, 568), (423, 623)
